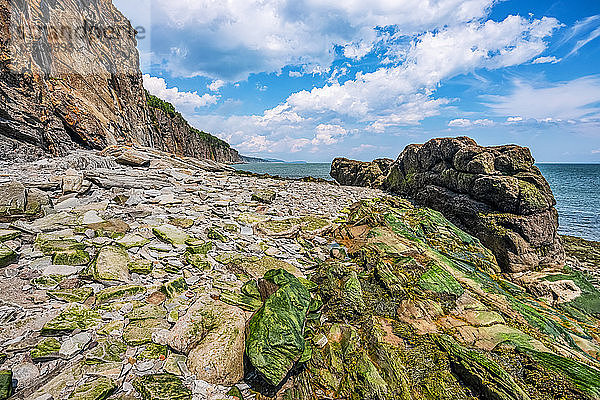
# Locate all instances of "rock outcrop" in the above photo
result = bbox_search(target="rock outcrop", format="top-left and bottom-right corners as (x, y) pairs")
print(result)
(331, 137), (566, 273)
(330, 158), (394, 188)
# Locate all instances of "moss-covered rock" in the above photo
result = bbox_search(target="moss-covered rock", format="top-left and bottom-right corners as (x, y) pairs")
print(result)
(41, 304), (101, 335)
(132, 373), (192, 400)
(153, 224), (190, 245)
(47, 287), (94, 303)
(161, 277), (188, 298)
(219, 290), (263, 312)
(68, 376), (116, 400)
(252, 189), (276, 204)
(53, 249), (91, 266)
(0, 229), (20, 242)
(95, 285), (145, 304)
(206, 227), (228, 243)
(85, 339), (127, 364)
(126, 304), (167, 321)
(0, 245), (17, 268)
(93, 246), (130, 282)
(138, 343), (167, 360)
(31, 338), (62, 361)
(246, 269), (311, 386)
(87, 219), (130, 238)
(117, 233), (150, 249)
(0, 370), (13, 400)
(123, 318), (169, 346)
(128, 259), (153, 275)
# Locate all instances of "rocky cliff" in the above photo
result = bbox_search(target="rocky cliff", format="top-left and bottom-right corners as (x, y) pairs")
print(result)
(0, 0), (154, 159)
(0, 0), (242, 164)
(331, 137), (566, 273)
(146, 93), (242, 163)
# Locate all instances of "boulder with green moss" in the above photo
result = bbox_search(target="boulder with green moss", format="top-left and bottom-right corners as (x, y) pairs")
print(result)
(153, 224), (190, 245)
(31, 338), (61, 361)
(245, 269), (312, 386)
(67, 376), (116, 400)
(93, 246), (130, 282)
(0, 370), (13, 400)
(41, 303), (101, 335)
(47, 287), (94, 303)
(0, 245), (17, 268)
(132, 373), (192, 400)
(95, 285), (145, 304)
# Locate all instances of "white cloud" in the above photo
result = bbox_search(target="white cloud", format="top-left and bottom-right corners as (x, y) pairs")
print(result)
(268, 15), (559, 132)
(142, 0), (497, 80)
(592, 149), (600, 154)
(486, 76), (600, 121)
(449, 118), (495, 128)
(448, 118), (472, 127)
(207, 80), (226, 92)
(312, 124), (348, 145)
(567, 26), (600, 57)
(532, 55), (561, 64)
(507, 116), (524, 123)
(143, 75), (218, 113)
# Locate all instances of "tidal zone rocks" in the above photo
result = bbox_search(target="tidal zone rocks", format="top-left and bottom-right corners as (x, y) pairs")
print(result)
(331, 137), (566, 273)
(266, 198), (600, 399)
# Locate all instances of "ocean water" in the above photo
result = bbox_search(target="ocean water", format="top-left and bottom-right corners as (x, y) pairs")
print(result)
(234, 162), (600, 241)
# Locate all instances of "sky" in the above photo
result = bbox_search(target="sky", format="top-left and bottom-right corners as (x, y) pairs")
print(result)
(113, 0), (600, 162)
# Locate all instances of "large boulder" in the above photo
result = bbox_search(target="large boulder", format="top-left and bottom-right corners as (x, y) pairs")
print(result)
(167, 295), (246, 385)
(330, 158), (393, 188)
(331, 137), (565, 272)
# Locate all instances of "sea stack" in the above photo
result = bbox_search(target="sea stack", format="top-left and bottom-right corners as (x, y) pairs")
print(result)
(331, 137), (566, 272)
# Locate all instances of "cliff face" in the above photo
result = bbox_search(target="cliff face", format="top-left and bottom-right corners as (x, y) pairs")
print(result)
(147, 94), (242, 163)
(0, 0), (154, 159)
(0, 0), (241, 164)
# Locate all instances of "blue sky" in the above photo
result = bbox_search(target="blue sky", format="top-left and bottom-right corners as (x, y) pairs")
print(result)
(114, 0), (600, 162)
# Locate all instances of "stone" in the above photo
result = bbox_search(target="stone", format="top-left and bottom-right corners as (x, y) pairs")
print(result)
(0, 182), (26, 218)
(115, 150), (151, 167)
(118, 234), (150, 249)
(59, 332), (92, 358)
(161, 277), (188, 298)
(132, 373), (192, 400)
(126, 304), (167, 321)
(167, 295), (246, 385)
(95, 285), (146, 304)
(94, 246), (130, 282)
(82, 210), (104, 225)
(85, 339), (127, 364)
(123, 318), (170, 346)
(87, 220), (131, 238)
(153, 225), (190, 246)
(0, 370), (12, 400)
(0, 229), (20, 242)
(128, 259), (153, 275)
(67, 376), (117, 400)
(330, 158), (394, 188)
(206, 227), (228, 243)
(12, 363), (39, 391)
(332, 137), (565, 272)
(30, 338), (62, 361)
(62, 170), (85, 194)
(53, 249), (91, 266)
(245, 269), (311, 386)
(0, 245), (17, 268)
(47, 287), (94, 303)
(41, 303), (101, 335)
(251, 189), (276, 204)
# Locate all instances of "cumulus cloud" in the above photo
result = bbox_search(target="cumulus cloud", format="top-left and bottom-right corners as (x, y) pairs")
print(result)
(485, 76), (600, 121)
(142, 0), (497, 80)
(532, 56), (561, 64)
(312, 124), (348, 145)
(143, 75), (218, 113)
(207, 80), (226, 92)
(448, 118), (495, 127)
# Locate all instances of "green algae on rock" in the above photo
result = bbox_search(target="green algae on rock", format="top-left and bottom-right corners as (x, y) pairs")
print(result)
(47, 287), (94, 303)
(252, 189), (276, 204)
(153, 224), (190, 245)
(53, 249), (91, 266)
(68, 376), (116, 400)
(95, 285), (145, 304)
(41, 304), (101, 335)
(0, 370), (13, 400)
(123, 318), (170, 346)
(0, 245), (17, 268)
(128, 259), (153, 275)
(93, 246), (130, 282)
(245, 269), (311, 387)
(206, 227), (229, 242)
(31, 338), (61, 361)
(85, 339), (127, 364)
(132, 373), (192, 400)
(161, 277), (188, 298)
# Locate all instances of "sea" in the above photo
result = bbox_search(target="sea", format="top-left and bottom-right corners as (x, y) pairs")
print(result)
(234, 162), (600, 242)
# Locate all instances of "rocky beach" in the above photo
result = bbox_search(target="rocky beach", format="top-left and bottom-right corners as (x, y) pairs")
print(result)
(1, 0), (599, 398)
(0, 142), (598, 400)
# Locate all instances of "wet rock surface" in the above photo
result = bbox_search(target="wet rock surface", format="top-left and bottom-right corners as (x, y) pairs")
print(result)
(332, 137), (566, 273)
